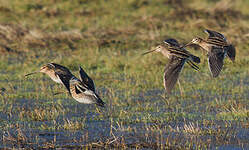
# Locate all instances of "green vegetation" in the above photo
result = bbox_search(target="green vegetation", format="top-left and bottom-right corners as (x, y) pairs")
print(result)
(0, 0), (248, 149)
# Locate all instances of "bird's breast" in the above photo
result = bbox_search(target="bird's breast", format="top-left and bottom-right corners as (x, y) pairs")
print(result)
(48, 73), (62, 84)
(161, 50), (171, 59)
(199, 42), (213, 52)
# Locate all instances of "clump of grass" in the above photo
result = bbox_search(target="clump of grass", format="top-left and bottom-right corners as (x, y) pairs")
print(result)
(3, 128), (34, 149)
(19, 105), (64, 121)
(0, 23), (83, 49)
(217, 106), (248, 121)
(182, 122), (201, 135)
(62, 118), (86, 130)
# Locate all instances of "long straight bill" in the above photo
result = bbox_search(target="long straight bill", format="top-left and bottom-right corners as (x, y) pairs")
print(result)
(142, 49), (156, 55)
(25, 71), (40, 77)
(53, 91), (65, 95)
(181, 41), (192, 48)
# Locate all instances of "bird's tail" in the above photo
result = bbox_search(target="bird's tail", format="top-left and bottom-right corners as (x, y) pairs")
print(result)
(95, 94), (105, 107)
(224, 45), (236, 62)
(190, 55), (201, 63)
(97, 100), (105, 107)
(187, 61), (199, 71)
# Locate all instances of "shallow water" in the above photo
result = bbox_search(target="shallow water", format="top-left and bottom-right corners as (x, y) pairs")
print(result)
(1, 119), (248, 149)
(0, 71), (248, 148)
(0, 86), (248, 149)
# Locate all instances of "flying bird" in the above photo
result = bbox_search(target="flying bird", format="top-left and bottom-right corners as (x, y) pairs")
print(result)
(143, 39), (200, 94)
(183, 29), (236, 77)
(26, 63), (105, 107)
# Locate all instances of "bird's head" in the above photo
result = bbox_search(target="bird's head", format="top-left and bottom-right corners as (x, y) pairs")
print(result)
(182, 37), (202, 48)
(154, 45), (165, 52)
(25, 63), (54, 77)
(39, 64), (54, 73)
(191, 37), (202, 44)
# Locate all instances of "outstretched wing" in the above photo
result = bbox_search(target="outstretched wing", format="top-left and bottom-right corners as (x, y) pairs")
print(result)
(79, 66), (95, 91)
(208, 47), (225, 78)
(164, 57), (185, 94)
(205, 29), (228, 47)
(204, 29), (226, 41)
(164, 38), (180, 47)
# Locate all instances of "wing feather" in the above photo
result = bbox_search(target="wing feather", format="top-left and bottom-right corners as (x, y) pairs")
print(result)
(164, 38), (180, 47)
(164, 57), (185, 94)
(208, 47), (225, 77)
(204, 29), (226, 41)
(50, 63), (72, 76)
(79, 66), (95, 91)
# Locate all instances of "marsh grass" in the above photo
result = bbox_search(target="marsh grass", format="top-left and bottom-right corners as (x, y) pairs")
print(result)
(0, 0), (248, 149)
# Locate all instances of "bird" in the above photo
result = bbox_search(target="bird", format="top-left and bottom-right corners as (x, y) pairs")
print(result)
(25, 63), (73, 84)
(26, 63), (105, 107)
(57, 66), (105, 107)
(142, 38), (200, 94)
(183, 29), (236, 77)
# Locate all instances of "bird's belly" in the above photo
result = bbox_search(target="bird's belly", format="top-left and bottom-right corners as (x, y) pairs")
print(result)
(72, 95), (94, 104)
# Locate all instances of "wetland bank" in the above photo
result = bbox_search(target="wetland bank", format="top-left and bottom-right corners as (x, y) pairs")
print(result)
(0, 0), (248, 149)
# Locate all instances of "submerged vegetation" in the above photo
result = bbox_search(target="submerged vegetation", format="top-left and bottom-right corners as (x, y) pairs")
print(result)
(0, 0), (248, 149)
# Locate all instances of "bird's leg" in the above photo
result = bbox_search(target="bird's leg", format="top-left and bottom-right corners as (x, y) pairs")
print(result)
(177, 80), (184, 96)
(160, 94), (169, 106)
(48, 85), (63, 95)
(95, 106), (101, 113)
(53, 91), (65, 95)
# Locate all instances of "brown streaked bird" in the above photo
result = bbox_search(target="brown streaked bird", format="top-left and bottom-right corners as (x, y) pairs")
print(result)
(57, 66), (105, 107)
(26, 63), (104, 107)
(25, 63), (73, 84)
(184, 29), (236, 77)
(143, 39), (200, 94)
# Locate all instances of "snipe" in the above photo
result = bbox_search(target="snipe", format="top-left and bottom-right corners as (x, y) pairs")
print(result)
(143, 39), (200, 94)
(184, 29), (236, 77)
